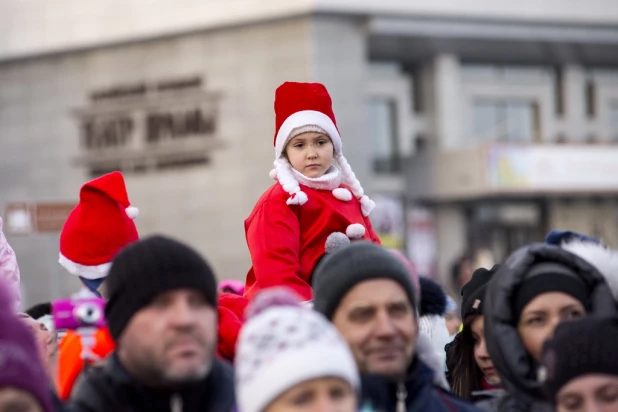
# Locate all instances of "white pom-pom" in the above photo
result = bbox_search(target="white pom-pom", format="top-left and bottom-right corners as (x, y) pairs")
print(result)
(286, 191), (308, 206)
(269, 169), (278, 180)
(325, 232), (351, 254)
(346, 223), (366, 239)
(125, 206), (139, 219)
(332, 187), (353, 202)
(360, 195), (376, 217)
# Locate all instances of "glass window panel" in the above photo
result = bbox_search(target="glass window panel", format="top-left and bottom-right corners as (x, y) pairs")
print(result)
(472, 99), (535, 143)
(367, 98), (400, 173)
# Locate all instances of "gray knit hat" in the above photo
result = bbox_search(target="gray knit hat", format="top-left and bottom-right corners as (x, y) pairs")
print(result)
(312, 241), (417, 320)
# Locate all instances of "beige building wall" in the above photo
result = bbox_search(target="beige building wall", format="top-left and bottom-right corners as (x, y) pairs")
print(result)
(0, 17), (315, 307)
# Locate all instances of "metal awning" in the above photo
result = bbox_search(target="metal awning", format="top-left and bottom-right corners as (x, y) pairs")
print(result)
(367, 16), (618, 65)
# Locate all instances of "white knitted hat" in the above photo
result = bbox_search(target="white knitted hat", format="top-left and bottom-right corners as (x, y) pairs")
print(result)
(235, 288), (359, 412)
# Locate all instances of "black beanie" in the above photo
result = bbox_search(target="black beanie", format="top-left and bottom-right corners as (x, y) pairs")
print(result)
(460, 265), (500, 320)
(541, 316), (618, 401)
(105, 235), (218, 340)
(513, 262), (589, 322)
(312, 241), (417, 320)
(25, 302), (52, 320)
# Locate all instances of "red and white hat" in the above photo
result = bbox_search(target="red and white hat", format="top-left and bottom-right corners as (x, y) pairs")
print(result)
(59, 172), (139, 279)
(270, 82), (375, 216)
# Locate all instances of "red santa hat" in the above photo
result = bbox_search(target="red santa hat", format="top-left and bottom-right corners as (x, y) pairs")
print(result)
(59, 172), (139, 280)
(270, 82), (375, 216)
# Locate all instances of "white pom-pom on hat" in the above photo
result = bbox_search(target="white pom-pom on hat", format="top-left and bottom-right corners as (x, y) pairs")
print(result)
(269, 169), (278, 180)
(346, 223), (366, 239)
(125, 206), (139, 219)
(325, 232), (351, 254)
(332, 188), (352, 202)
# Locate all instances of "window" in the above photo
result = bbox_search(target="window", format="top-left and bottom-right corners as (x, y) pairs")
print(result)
(610, 102), (618, 141)
(471, 99), (538, 143)
(367, 98), (401, 173)
(586, 80), (596, 118)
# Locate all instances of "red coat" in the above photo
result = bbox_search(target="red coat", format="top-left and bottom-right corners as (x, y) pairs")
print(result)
(244, 182), (380, 301)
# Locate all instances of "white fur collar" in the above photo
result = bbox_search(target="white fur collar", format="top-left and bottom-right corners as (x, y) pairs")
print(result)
(290, 165), (342, 191)
(562, 239), (618, 300)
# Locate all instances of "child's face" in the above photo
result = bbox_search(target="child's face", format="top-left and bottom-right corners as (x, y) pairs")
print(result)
(284, 132), (334, 178)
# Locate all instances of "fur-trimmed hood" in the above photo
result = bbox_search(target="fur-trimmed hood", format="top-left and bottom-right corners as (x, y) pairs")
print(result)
(561, 239), (618, 301)
(484, 243), (617, 406)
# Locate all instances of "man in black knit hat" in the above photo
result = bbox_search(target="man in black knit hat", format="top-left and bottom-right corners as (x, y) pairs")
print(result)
(71, 235), (234, 412)
(540, 316), (618, 412)
(312, 241), (480, 412)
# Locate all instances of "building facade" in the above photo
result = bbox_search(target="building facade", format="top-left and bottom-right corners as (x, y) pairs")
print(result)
(2, 0), (618, 305)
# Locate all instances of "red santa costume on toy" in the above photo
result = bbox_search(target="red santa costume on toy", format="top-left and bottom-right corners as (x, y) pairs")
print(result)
(244, 82), (381, 301)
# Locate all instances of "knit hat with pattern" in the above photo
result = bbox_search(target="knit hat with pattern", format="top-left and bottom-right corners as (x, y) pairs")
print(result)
(235, 288), (359, 412)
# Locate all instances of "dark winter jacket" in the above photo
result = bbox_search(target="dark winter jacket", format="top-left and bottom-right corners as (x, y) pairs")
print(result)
(360, 358), (481, 412)
(483, 243), (618, 412)
(472, 389), (505, 412)
(69, 353), (235, 412)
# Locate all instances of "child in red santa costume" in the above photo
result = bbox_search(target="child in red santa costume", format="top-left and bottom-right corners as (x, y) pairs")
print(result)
(244, 82), (381, 302)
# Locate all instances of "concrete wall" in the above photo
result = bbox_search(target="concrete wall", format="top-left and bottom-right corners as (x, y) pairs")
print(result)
(0, 0), (313, 61)
(0, 17), (314, 307)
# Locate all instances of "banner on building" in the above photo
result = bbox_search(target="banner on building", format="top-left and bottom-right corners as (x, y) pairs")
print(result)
(488, 145), (618, 191)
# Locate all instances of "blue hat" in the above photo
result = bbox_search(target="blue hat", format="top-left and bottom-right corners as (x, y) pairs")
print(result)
(545, 230), (602, 247)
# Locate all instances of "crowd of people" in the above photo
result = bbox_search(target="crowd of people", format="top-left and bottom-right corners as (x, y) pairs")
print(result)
(0, 81), (617, 412)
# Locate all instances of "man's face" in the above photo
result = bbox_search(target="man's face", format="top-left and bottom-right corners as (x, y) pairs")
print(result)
(332, 279), (417, 381)
(117, 289), (217, 387)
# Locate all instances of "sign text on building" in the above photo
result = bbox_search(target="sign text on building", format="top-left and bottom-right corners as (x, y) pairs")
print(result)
(73, 76), (225, 176)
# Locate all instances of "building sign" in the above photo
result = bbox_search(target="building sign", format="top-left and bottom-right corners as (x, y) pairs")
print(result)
(4, 202), (75, 235)
(488, 145), (618, 191)
(73, 76), (225, 176)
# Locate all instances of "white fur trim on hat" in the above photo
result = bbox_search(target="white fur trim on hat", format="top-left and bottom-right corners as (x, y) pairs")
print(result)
(275, 110), (342, 159)
(346, 223), (366, 239)
(58, 253), (110, 280)
(562, 239), (618, 300)
(332, 187), (352, 202)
